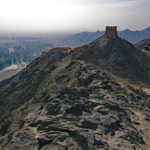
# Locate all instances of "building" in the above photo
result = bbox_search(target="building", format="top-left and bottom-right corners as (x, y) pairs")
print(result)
(143, 46), (150, 51)
(104, 26), (118, 38)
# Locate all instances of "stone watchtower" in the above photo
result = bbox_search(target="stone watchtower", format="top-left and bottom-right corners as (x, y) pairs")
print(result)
(104, 26), (118, 38)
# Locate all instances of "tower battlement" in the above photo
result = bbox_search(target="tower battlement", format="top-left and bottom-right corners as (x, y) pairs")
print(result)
(104, 26), (118, 38)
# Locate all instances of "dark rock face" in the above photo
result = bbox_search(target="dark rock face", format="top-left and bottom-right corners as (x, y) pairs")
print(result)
(0, 37), (150, 150)
(135, 38), (150, 50)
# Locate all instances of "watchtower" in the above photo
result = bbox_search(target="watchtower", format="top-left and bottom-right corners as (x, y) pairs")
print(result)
(41, 52), (47, 58)
(104, 26), (118, 38)
(144, 46), (150, 51)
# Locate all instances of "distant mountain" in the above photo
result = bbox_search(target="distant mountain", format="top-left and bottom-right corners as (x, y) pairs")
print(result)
(54, 27), (150, 47)
(54, 31), (104, 47)
(119, 27), (150, 43)
(0, 30), (150, 149)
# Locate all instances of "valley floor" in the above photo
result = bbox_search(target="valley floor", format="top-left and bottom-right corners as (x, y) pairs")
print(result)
(0, 63), (27, 81)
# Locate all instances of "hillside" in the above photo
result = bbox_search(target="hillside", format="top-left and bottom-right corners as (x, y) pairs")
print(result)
(0, 32), (150, 149)
(72, 36), (150, 85)
(135, 39), (150, 49)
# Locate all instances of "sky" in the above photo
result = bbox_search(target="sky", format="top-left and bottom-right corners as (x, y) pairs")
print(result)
(0, 0), (149, 33)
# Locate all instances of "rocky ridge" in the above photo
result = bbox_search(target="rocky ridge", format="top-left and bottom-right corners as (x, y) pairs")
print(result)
(0, 36), (150, 150)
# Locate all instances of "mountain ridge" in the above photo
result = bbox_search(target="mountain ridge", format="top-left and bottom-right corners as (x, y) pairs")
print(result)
(0, 32), (150, 149)
(52, 27), (150, 47)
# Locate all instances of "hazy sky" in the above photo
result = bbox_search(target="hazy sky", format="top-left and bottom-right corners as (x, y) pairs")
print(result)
(0, 0), (150, 33)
